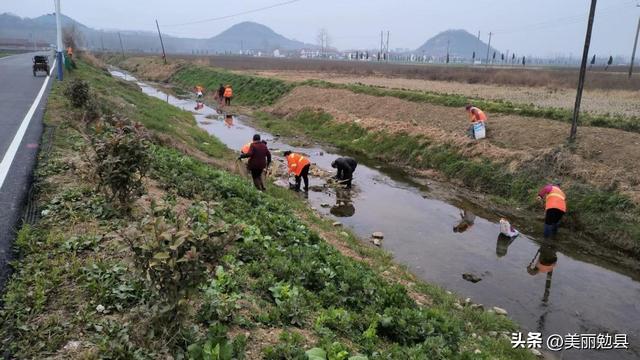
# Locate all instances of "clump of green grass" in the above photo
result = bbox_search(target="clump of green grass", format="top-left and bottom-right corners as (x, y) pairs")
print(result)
(171, 65), (294, 106)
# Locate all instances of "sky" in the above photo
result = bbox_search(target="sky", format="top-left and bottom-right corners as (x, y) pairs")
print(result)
(2, 0), (640, 57)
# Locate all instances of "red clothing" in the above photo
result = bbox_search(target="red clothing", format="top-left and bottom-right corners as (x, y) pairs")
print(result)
(244, 141), (271, 171)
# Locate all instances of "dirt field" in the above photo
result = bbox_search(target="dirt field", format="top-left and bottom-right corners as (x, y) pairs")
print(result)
(268, 86), (640, 202)
(246, 70), (640, 118)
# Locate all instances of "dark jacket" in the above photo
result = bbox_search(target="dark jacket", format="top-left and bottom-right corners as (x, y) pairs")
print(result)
(241, 141), (271, 171)
(217, 86), (225, 98)
(334, 157), (357, 180)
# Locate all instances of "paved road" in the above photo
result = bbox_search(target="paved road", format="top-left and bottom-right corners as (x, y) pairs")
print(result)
(0, 51), (54, 292)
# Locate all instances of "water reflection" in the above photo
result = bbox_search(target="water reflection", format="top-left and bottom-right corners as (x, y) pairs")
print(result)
(330, 188), (355, 217)
(528, 242), (558, 304)
(496, 234), (516, 257)
(453, 209), (475, 233)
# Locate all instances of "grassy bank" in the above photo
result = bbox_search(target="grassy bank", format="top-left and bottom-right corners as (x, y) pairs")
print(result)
(253, 110), (640, 261)
(0, 58), (533, 358)
(171, 65), (294, 106)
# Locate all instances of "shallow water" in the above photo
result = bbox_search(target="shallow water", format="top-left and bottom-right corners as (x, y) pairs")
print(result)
(111, 69), (640, 360)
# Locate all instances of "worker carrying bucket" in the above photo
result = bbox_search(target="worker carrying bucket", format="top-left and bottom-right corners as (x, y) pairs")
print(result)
(465, 104), (487, 139)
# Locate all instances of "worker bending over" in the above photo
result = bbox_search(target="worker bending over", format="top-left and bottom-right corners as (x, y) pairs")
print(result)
(283, 151), (310, 192)
(331, 157), (358, 189)
(465, 104), (487, 139)
(538, 183), (567, 238)
(239, 134), (271, 191)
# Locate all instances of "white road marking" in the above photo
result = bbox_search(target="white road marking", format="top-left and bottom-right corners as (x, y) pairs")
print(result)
(0, 58), (56, 191)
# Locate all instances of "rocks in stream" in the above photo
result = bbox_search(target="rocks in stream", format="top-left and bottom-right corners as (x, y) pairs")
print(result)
(320, 203), (330, 208)
(492, 306), (508, 316)
(462, 272), (482, 283)
(332, 221), (342, 227)
(371, 232), (384, 246)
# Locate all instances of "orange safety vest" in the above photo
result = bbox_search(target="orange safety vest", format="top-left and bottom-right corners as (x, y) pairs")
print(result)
(224, 87), (233, 98)
(469, 107), (487, 122)
(287, 153), (310, 176)
(241, 142), (251, 154)
(67, 47), (73, 56)
(545, 186), (567, 212)
(536, 262), (556, 274)
(195, 85), (204, 93)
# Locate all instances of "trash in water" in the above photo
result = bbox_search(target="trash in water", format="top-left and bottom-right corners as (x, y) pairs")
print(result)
(499, 218), (519, 238)
(462, 273), (482, 283)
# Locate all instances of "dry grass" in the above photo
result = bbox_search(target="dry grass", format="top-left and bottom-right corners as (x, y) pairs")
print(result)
(249, 70), (640, 118)
(159, 54), (640, 91)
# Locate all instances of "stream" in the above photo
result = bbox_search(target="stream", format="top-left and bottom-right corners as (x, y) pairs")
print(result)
(110, 69), (639, 360)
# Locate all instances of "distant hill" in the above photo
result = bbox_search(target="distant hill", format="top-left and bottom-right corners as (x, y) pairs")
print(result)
(415, 29), (499, 60)
(0, 13), (312, 54)
(206, 22), (308, 52)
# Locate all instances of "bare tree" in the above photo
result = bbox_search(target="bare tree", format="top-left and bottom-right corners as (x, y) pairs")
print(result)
(316, 28), (331, 57)
(63, 24), (84, 50)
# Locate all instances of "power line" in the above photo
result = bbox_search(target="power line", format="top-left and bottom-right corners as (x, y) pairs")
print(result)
(163, 0), (302, 27)
(493, 1), (634, 35)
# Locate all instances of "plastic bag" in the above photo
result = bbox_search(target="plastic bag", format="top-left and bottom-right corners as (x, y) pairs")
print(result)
(500, 218), (519, 238)
(473, 122), (486, 139)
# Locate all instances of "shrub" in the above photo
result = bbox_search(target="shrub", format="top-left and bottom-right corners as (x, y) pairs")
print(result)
(92, 121), (150, 208)
(124, 202), (236, 331)
(64, 79), (90, 108)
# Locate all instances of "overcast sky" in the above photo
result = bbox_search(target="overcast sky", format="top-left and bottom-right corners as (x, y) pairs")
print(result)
(3, 0), (640, 57)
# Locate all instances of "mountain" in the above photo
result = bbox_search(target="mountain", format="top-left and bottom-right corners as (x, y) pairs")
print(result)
(0, 13), (312, 54)
(415, 29), (499, 60)
(206, 22), (308, 52)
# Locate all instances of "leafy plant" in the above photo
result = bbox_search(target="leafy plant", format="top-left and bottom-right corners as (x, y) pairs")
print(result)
(187, 323), (246, 360)
(262, 331), (306, 360)
(64, 79), (90, 108)
(124, 201), (235, 330)
(198, 266), (241, 324)
(269, 282), (308, 326)
(92, 121), (151, 208)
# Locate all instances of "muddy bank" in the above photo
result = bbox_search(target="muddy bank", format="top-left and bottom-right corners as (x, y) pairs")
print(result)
(110, 69), (640, 360)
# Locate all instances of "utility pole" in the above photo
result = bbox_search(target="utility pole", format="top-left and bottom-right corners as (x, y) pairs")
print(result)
(100, 32), (105, 52)
(118, 32), (125, 58)
(569, 0), (598, 142)
(380, 30), (383, 61)
(54, 0), (63, 81)
(629, 7), (640, 78)
(446, 39), (450, 64)
(155, 19), (167, 64)
(485, 32), (492, 66)
(386, 30), (390, 62)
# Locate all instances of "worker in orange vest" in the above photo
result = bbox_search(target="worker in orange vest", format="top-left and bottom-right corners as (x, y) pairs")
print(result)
(66, 46), (73, 58)
(223, 84), (233, 106)
(465, 104), (487, 139)
(283, 150), (311, 192)
(241, 142), (251, 155)
(537, 183), (567, 238)
(526, 241), (558, 304)
(194, 85), (204, 98)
